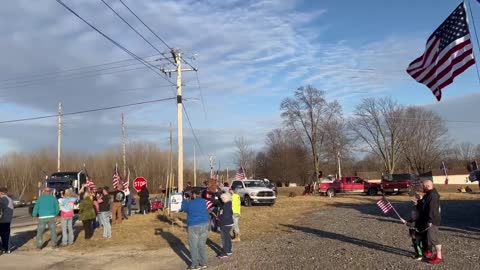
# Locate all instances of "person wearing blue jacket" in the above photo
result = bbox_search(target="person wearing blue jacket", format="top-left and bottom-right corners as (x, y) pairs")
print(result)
(32, 188), (60, 249)
(180, 189), (209, 270)
(218, 192), (234, 258)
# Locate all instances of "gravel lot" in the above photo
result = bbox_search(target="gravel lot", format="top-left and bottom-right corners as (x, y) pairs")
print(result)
(207, 197), (480, 270)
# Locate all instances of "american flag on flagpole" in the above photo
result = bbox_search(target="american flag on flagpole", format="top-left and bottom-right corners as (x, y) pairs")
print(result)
(406, 3), (475, 101)
(112, 164), (121, 189)
(441, 161), (449, 184)
(376, 197), (394, 214)
(235, 167), (246, 180)
(86, 176), (97, 193)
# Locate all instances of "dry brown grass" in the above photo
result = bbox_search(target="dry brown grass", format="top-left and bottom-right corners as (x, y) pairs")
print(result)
(21, 186), (479, 253)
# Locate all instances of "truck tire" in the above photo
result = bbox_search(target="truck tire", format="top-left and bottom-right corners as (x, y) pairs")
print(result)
(367, 188), (378, 196)
(244, 195), (252, 207)
(326, 189), (335, 198)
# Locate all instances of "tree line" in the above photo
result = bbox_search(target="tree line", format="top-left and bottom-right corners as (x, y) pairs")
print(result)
(235, 85), (476, 186)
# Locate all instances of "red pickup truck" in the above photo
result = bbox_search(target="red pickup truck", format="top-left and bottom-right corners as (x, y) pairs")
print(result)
(381, 174), (412, 194)
(319, 176), (380, 197)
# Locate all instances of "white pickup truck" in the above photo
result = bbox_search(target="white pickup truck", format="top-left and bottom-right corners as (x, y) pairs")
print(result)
(223, 179), (276, 206)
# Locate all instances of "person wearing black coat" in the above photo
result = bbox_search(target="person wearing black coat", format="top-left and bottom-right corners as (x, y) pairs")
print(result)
(217, 192), (234, 258)
(138, 185), (150, 214)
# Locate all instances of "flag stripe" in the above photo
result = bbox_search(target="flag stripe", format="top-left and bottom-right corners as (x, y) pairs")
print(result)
(406, 3), (475, 101)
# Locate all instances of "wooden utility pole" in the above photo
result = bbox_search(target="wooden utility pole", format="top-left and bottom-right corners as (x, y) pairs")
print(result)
(163, 49), (196, 192)
(227, 168), (229, 183)
(209, 155), (215, 178)
(57, 102), (62, 172)
(122, 113), (127, 177)
(337, 151), (342, 179)
(169, 123), (173, 191)
(193, 145), (197, 186)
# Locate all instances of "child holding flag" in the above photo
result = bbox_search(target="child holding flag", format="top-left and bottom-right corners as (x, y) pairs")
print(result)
(401, 186), (427, 260)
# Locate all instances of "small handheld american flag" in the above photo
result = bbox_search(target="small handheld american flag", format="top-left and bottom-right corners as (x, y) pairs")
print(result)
(86, 176), (97, 193)
(376, 197), (393, 214)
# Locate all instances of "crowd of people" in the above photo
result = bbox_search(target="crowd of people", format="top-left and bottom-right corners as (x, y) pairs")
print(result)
(401, 179), (443, 264)
(180, 179), (242, 270)
(26, 182), (146, 250)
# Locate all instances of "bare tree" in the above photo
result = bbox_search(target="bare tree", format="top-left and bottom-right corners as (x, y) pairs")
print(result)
(280, 85), (342, 179)
(400, 106), (449, 174)
(350, 97), (406, 174)
(233, 136), (255, 177)
(454, 142), (476, 162)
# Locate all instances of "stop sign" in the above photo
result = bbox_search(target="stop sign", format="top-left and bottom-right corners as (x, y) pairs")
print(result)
(133, 177), (148, 192)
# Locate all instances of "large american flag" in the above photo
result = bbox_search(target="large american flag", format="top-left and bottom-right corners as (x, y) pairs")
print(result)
(112, 168), (121, 189)
(86, 176), (97, 193)
(406, 3), (475, 101)
(376, 197), (393, 214)
(235, 167), (245, 180)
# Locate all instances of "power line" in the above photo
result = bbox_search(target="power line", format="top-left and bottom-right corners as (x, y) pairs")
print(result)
(117, 0), (197, 71)
(195, 70), (208, 119)
(99, 0), (175, 67)
(355, 114), (480, 124)
(0, 54), (168, 84)
(0, 61), (160, 91)
(0, 96), (176, 124)
(183, 103), (207, 160)
(56, 0), (175, 86)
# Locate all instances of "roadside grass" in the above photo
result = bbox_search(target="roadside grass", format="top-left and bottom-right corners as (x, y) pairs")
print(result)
(19, 186), (478, 253)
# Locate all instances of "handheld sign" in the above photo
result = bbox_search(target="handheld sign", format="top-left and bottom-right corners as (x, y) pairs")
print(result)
(133, 177), (147, 192)
(169, 192), (183, 213)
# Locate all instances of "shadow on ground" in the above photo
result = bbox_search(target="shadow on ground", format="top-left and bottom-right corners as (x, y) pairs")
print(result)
(281, 224), (412, 256)
(156, 229), (191, 266)
(331, 199), (480, 234)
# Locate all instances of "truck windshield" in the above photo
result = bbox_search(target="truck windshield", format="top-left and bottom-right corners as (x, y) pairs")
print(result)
(244, 181), (266, 188)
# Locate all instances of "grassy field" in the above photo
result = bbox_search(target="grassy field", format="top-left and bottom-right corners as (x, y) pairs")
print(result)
(19, 185), (479, 253)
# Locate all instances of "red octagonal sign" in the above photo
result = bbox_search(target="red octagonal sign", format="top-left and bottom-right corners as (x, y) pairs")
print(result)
(133, 177), (148, 192)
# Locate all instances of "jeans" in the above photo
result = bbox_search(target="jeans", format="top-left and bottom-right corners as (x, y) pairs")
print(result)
(36, 217), (57, 248)
(98, 211), (112, 238)
(220, 225), (233, 255)
(126, 195), (132, 216)
(188, 223), (209, 267)
(233, 214), (240, 234)
(60, 217), (74, 245)
(0, 222), (11, 251)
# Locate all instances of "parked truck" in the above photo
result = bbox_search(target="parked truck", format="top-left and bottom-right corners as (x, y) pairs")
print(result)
(380, 173), (412, 194)
(29, 170), (87, 215)
(319, 176), (380, 197)
(223, 179), (276, 206)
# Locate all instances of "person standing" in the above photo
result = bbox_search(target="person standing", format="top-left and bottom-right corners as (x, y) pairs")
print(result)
(421, 179), (443, 264)
(218, 192), (234, 258)
(231, 188), (241, 242)
(181, 189), (209, 270)
(110, 186), (125, 224)
(32, 187), (59, 249)
(138, 185), (150, 215)
(97, 188), (112, 239)
(0, 187), (14, 254)
(58, 189), (77, 246)
(78, 191), (96, 240)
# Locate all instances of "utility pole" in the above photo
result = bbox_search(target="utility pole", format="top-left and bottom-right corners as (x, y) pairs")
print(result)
(193, 145), (197, 186)
(162, 49), (196, 192)
(57, 102), (62, 172)
(169, 123), (173, 190)
(337, 151), (342, 179)
(209, 155), (215, 179)
(227, 168), (229, 183)
(122, 113), (127, 177)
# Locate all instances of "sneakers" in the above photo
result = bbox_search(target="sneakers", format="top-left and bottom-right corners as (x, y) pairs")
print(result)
(429, 257), (443, 264)
(226, 252), (233, 256)
(187, 266), (200, 270)
(199, 265), (207, 269)
(423, 251), (433, 258)
(217, 255), (228, 259)
(413, 255), (422, 261)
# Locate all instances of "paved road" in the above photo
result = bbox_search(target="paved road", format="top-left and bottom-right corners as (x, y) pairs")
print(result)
(12, 207), (34, 228)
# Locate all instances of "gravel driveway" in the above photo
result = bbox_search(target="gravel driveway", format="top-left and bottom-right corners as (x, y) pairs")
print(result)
(207, 198), (480, 270)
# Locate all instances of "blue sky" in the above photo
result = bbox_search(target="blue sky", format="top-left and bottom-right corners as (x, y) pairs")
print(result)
(1, 0), (480, 170)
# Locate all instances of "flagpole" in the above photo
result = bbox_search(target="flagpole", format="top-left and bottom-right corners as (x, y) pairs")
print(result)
(384, 197), (403, 220)
(465, 0), (480, 83)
